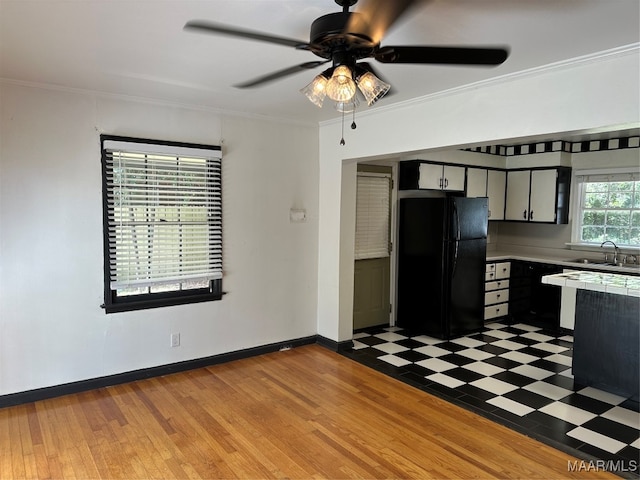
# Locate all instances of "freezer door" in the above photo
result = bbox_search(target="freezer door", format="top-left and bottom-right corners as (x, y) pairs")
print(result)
(447, 237), (486, 337)
(450, 197), (488, 240)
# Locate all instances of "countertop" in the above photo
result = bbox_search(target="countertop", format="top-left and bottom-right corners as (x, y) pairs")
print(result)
(486, 250), (640, 275)
(541, 270), (640, 297)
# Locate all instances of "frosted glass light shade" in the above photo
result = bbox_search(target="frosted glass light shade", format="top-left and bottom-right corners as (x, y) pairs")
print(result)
(300, 74), (328, 108)
(325, 65), (356, 102)
(356, 71), (390, 106)
(335, 94), (360, 113)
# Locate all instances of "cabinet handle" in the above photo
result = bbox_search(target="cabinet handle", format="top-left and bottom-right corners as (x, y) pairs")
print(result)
(488, 209), (492, 218)
(530, 210), (534, 220)
(444, 178), (449, 188)
(439, 177), (443, 188)
(523, 209), (527, 219)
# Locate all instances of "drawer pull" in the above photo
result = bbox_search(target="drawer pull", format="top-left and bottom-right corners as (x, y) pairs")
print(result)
(496, 294), (500, 298)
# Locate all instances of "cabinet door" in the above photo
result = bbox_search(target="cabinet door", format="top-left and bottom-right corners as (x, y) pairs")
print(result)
(443, 165), (466, 191)
(417, 163), (444, 190)
(466, 168), (487, 198)
(487, 170), (506, 220)
(529, 169), (558, 222)
(505, 170), (531, 221)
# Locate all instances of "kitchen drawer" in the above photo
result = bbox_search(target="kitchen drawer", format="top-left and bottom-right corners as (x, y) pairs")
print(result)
(485, 289), (509, 306)
(495, 262), (511, 279)
(484, 303), (509, 320)
(486, 280), (509, 292)
(485, 262), (511, 277)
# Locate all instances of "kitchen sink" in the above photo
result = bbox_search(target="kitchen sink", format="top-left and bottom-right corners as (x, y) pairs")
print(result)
(569, 258), (606, 264)
(567, 258), (637, 269)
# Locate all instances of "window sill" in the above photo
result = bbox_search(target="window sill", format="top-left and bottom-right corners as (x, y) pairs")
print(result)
(102, 292), (223, 314)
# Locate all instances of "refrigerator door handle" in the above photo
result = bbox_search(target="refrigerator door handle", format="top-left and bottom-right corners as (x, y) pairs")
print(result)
(453, 201), (461, 241)
(452, 238), (459, 277)
(452, 200), (460, 276)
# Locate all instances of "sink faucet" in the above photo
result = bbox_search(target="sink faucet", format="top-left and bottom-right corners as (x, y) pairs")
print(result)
(600, 240), (619, 263)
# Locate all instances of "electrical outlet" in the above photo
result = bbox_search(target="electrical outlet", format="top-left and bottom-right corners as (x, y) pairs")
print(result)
(170, 333), (180, 347)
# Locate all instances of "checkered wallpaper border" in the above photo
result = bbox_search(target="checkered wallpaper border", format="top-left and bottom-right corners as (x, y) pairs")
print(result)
(464, 135), (640, 157)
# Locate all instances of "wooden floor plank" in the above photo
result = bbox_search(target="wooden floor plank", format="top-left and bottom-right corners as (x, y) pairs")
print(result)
(0, 344), (620, 479)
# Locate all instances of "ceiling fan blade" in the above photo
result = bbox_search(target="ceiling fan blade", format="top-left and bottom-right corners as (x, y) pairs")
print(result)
(347, 0), (425, 44)
(184, 20), (310, 50)
(234, 61), (330, 88)
(375, 46), (509, 65)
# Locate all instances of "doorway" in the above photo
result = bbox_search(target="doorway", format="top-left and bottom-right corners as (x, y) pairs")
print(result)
(353, 164), (393, 330)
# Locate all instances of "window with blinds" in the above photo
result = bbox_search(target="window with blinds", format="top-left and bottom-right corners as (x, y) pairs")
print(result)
(573, 169), (640, 246)
(355, 172), (391, 260)
(101, 135), (222, 312)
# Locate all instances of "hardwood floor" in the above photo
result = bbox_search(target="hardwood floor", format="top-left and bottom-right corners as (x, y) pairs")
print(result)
(0, 344), (618, 479)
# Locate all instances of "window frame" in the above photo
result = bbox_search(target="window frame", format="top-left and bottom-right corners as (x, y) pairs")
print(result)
(100, 135), (223, 313)
(570, 168), (640, 248)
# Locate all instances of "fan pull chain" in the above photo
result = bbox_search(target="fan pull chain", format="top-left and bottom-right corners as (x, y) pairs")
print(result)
(339, 108), (346, 146)
(351, 106), (357, 130)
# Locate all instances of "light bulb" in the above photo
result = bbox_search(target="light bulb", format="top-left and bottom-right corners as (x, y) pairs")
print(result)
(356, 71), (390, 106)
(300, 74), (328, 108)
(325, 65), (356, 103)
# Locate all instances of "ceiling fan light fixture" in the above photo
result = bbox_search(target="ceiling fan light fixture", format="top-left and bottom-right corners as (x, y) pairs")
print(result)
(334, 94), (359, 113)
(300, 73), (329, 108)
(325, 65), (357, 102)
(356, 71), (391, 106)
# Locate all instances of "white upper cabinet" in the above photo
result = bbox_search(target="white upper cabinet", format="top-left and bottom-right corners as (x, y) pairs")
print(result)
(487, 170), (506, 221)
(505, 168), (569, 223)
(529, 169), (559, 222)
(505, 170), (532, 221)
(418, 163), (465, 191)
(467, 168), (506, 220)
(466, 168), (487, 198)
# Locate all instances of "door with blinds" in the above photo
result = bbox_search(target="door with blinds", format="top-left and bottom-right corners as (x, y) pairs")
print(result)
(353, 165), (392, 330)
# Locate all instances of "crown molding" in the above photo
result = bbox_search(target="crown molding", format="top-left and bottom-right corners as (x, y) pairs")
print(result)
(320, 43), (640, 127)
(0, 77), (318, 128)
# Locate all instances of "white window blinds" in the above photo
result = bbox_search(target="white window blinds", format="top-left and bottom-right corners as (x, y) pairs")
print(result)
(355, 173), (391, 260)
(103, 140), (222, 293)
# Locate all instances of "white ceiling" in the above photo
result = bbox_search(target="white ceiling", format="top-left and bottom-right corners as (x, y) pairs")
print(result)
(1, 0), (639, 132)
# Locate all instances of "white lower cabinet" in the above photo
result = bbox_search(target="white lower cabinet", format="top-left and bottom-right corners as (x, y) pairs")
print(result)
(484, 261), (510, 321)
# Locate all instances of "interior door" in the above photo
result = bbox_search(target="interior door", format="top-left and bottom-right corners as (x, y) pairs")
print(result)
(353, 165), (392, 330)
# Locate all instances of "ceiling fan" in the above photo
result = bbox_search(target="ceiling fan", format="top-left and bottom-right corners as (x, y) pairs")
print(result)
(185, 0), (509, 142)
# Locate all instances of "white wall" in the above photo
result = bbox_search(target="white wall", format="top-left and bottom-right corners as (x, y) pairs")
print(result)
(0, 83), (319, 396)
(317, 47), (640, 342)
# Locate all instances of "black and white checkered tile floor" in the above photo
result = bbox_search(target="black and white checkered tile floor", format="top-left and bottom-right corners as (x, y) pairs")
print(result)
(341, 321), (639, 477)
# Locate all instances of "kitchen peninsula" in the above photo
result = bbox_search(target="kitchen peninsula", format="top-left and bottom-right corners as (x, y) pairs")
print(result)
(542, 271), (640, 401)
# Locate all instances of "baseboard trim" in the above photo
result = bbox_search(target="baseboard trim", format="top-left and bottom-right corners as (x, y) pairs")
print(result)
(0, 335), (318, 409)
(316, 335), (354, 352)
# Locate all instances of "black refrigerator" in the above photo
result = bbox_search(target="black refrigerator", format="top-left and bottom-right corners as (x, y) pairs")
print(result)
(397, 196), (487, 339)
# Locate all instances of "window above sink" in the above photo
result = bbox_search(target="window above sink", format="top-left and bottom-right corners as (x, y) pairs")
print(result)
(570, 168), (640, 248)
